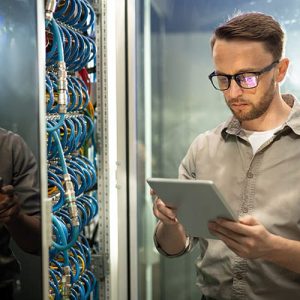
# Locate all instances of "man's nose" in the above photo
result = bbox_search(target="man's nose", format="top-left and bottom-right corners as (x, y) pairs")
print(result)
(227, 79), (243, 98)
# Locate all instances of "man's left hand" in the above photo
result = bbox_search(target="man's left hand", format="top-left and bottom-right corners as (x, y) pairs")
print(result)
(208, 215), (275, 259)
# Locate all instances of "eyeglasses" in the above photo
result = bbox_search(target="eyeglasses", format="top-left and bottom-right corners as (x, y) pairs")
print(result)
(208, 61), (279, 91)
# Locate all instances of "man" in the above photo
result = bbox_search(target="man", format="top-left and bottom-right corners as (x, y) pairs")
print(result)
(0, 128), (41, 300)
(153, 12), (300, 300)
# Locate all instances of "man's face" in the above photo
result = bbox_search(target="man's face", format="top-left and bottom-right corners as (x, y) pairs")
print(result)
(212, 39), (277, 123)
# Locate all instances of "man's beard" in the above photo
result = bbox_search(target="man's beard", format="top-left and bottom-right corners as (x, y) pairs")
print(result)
(226, 79), (275, 122)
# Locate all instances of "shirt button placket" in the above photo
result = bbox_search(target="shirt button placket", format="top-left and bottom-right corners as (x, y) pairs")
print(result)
(247, 171), (254, 178)
(242, 207), (248, 214)
(236, 273), (243, 280)
(233, 153), (257, 299)
(232, 263), (247, 300)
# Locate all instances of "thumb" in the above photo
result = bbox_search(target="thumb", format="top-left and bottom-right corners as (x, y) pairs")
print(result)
(239, 215), (259, 226)
(1, 185), (14, 196)
(150, 189), (156, 196)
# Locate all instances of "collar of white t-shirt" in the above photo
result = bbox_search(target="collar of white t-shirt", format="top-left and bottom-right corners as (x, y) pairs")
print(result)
(243, 124), (283, 154)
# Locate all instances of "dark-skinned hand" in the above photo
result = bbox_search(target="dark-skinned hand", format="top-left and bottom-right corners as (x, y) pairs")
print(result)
(0, 185), (20, 224)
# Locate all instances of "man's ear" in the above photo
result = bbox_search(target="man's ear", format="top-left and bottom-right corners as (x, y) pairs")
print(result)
(276, 58), (289, 83)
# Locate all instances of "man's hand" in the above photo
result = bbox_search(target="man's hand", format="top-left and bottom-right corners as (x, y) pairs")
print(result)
(151, 189), (178, 225)
(0, 185), (20, 224)
(151, 189), (188, 255)
(208, 215), (275, 259)
(0, 185), (41, 254)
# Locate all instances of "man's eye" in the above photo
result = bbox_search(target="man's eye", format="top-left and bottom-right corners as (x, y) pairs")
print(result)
(217, 76), (228, 84)
(238, 74), (257, 87)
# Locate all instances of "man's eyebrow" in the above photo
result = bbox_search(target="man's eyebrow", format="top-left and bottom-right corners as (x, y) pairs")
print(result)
(215, 67), (261, 76)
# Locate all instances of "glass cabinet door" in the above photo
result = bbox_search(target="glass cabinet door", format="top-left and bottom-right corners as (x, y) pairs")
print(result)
(134, 0), (300, 299)
(0, 1), (44, 299)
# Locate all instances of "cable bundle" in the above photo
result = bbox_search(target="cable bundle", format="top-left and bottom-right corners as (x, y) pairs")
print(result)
(46, 21), (96, 71)
(46, 73), (91, 113)
(45, 0), (99, 299)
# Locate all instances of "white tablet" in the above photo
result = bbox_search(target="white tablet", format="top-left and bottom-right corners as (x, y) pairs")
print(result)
(147, 177), (238, 239)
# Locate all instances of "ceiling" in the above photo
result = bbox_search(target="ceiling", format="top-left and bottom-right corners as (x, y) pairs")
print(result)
(150, 0), (300, 32)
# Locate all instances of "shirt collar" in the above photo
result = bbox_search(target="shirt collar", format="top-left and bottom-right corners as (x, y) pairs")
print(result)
(221, 94), (300, 140)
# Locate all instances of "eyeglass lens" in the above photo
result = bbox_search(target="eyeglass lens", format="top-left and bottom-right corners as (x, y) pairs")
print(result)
(237, 74), (258, 88)
(213, 73), (258, 90)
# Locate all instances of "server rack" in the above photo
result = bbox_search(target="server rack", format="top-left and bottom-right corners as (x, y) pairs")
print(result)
(44, 0), (130, 299)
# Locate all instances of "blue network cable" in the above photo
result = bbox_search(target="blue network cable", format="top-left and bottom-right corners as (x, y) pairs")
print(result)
(47, 1), (99, 298)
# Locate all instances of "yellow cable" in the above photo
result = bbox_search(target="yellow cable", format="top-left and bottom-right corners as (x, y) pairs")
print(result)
(57, 0), (66, 9)
(87, 101), (95, 118)
(77, 255), (86, 274)
(48, 186), (58, 194)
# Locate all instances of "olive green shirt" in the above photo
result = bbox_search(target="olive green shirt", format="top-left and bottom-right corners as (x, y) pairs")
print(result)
(156, 94), (300, 299)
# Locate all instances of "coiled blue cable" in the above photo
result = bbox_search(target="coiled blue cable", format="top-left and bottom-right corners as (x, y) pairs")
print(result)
(53, 0), (69, 18)
(77, 155), (97, 187)
(61, 26), (72, 62)
(73, 156), (94, 190)
(66, 77), (77, 112)
(73, 282), (85, 300)
(66, 159), (87, 195)
(47, 115), (66, 133)
(81, 273), (92, 299)
(70, 77), (83, 110)
(67, 0), (82, 27)
(78, 197), (93, 224)
(49, 280), (61, 300)
(47, 1), (99, 297)
(76, 201), (88, 230)
(48, 178), (65, 212)
(51, 215), (70, 265)
(52, 214), (80, 251)
(79, 1), (96, 32)
(47, 18), (64, 63)
(52, 130), (68, 174)
(49, 164), (80, 198)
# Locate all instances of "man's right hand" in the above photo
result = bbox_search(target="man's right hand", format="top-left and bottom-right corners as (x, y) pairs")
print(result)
(0, 185), (20, 224)
(151, 189), (188, 255)
(152, 189), (179, 225)
(150, 189), (178, 225)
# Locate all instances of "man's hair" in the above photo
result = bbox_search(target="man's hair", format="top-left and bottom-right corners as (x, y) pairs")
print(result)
(210, 12), (285, 61)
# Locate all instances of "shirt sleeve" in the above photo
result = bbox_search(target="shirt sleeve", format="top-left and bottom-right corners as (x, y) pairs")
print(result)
(11, 133), (40, 216)
(153, 221), (198, 257)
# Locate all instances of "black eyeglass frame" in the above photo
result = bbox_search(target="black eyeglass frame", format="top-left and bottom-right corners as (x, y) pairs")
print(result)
(208, 60), (279, 91)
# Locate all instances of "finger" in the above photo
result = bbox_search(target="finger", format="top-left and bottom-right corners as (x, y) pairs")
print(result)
(1, 185), (14, 196)
(153, 198), (178, 224)
(153, 198), (164, 218)
(150, 189), (156, 196)
(0, 194), (15, 209)
(238, 215), (259, 226)
(156, 198), (177, 220)
(208, 221), (244, 244)
(209, 228), (246, 255)
(0, 204), (20, 223)
(215, 218), (256, 236)
(0, 193), (6, 201)
(0, 200), (16, 213)
(153, 204), (177, 224)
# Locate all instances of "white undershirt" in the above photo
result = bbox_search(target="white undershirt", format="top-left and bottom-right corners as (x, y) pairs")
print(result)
(243, 124), (283, 154)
